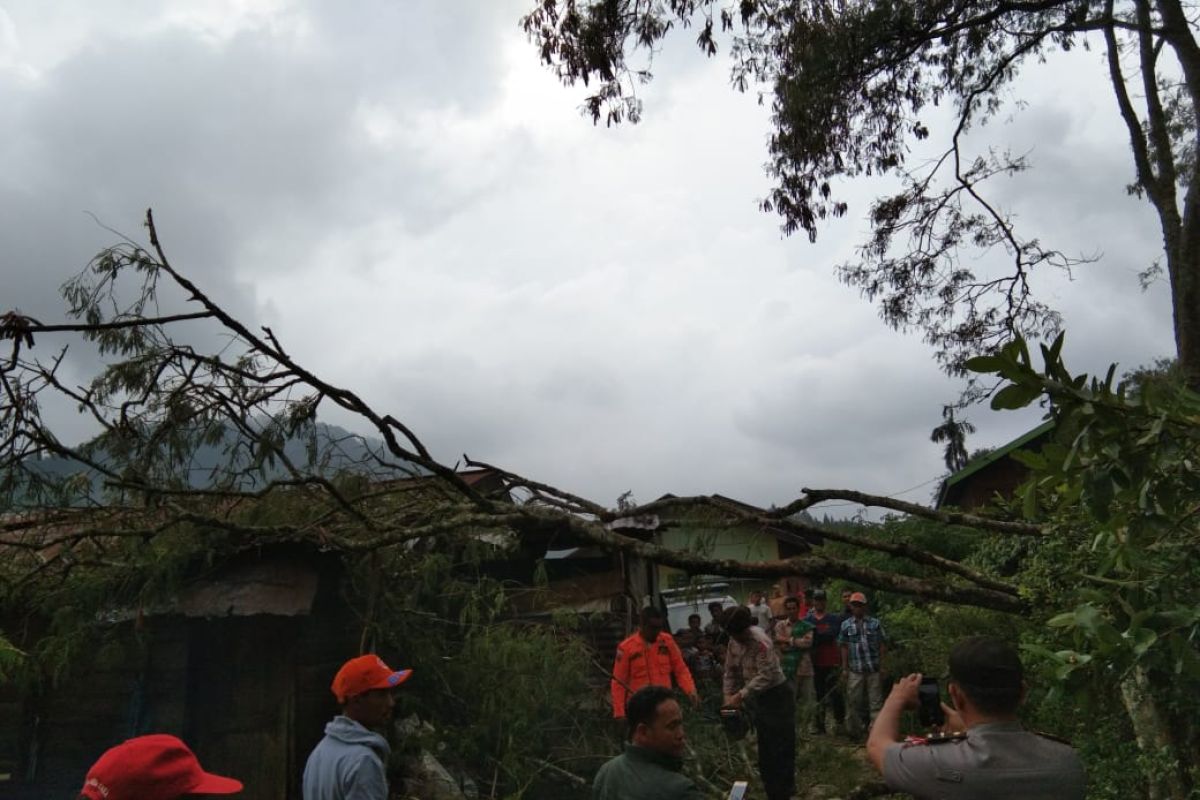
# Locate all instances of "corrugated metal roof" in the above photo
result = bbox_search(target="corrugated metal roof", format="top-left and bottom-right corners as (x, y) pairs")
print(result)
(943, 420), (1056, 489)
(936, 420), (1056, 508)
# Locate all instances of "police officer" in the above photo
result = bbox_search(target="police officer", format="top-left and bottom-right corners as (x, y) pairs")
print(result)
(722, 606), (795, 800)
(866, 636), (1086, 799)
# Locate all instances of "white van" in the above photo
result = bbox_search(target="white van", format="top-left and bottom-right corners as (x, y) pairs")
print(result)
(664, 585), (738, 634)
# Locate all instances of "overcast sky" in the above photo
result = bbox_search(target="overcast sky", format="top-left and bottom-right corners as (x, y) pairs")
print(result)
(0, 1), (1176, 512)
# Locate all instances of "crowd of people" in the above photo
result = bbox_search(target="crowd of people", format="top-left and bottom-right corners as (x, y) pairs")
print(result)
(614, 587), (888, 738)
(68, 585), (1085, 800)
(604, 586), (1086, 800)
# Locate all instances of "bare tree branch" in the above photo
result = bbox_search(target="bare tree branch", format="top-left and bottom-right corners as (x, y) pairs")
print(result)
(0, 217), (1041, 618)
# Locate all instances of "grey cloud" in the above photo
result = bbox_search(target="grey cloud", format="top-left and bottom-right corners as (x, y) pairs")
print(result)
(0, 2), (1182, 518)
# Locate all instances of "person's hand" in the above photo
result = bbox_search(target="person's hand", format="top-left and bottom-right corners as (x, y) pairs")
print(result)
(723, 693), (744, 709)
(886, 672), (922, 710)
(939, 701), (966, 732)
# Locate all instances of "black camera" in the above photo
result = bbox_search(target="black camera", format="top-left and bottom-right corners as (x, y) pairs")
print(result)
(918, 677), (945, 728)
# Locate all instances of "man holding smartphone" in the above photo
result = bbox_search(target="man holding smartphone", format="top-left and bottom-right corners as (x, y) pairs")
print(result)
(865, 636), (1086, 799)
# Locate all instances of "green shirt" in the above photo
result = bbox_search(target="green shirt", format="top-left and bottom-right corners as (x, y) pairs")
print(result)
(780, 619), (814, 676)
(592, 745), (704, 800)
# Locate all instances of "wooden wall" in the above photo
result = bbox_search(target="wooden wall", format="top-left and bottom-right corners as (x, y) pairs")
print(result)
(0, 554), (362, 800)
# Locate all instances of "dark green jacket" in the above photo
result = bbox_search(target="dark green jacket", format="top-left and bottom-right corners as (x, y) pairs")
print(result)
(592, 745), (704, 800)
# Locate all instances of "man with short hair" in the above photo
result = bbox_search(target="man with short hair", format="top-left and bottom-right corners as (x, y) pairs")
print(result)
(303, 654), (413, 800)
(722, 606), (795, 800)
(675, 613), (704, 657)
(839, 591), (888, 737)
(747, 589), (773, 630)
(79, 734), (242, 800)
(803, 589), (845, 734)
(688, 634), (722, 693)
(867, 636), (1087, 798)
(593, 686), (704, 800)
(611, 606), (698, 719)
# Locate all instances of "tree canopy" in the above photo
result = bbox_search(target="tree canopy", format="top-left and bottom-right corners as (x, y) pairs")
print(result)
(523, 0), (1200, 382)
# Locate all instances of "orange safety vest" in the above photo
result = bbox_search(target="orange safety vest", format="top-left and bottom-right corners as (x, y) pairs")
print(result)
(610, 631), (696, 718)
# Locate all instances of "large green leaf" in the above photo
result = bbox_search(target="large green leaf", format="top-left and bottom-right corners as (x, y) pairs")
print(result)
(1130, 627), (1157, 657)
(964, 355), (1005, 374)
(991, 382), (1042, 410)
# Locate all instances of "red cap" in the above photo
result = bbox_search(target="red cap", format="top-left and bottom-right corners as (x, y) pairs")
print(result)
(80, 734), (242, 800)
(849, 592), (868, 604)
(331, 654), (412, 703)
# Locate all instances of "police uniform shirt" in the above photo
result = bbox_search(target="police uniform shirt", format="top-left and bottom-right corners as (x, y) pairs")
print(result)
(882, 721), (1087, 800)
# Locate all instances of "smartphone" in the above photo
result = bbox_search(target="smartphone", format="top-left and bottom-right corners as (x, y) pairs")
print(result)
(918, 676), (945, 727)
(727, 780), (748, 800)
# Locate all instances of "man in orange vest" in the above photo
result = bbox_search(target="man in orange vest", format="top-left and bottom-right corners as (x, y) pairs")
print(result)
(611, 606), (699, 719)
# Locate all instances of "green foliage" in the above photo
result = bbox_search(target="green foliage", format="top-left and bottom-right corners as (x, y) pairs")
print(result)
(820, 514), (982, 583)
(0, 633), (24, 683)
(439, 624), (595, 796)
(1022, 683), (1146, 800)
(971, 335), (1200, 684)
(970, 334), (1200, 795)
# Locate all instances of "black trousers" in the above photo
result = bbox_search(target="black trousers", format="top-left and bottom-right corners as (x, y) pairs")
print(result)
(811, 665), (845, 732)
(747, 682), (796, 800)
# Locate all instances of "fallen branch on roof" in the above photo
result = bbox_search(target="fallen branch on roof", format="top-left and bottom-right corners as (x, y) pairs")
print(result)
(0, 209), (1038, 616)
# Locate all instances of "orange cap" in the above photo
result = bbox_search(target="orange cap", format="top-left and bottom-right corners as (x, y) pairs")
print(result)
(331, 655), (412, 703)
(849, 592), (868, 604)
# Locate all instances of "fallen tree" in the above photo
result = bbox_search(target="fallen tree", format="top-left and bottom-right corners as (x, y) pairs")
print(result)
(1, 212), (1196, 795)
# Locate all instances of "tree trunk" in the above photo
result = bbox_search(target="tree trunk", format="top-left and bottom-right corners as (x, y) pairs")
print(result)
(1118, 666), (1191, 800)
(1171, 240), (1200, 392)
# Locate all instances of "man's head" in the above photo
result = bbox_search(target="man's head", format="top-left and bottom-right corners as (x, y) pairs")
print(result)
(722, 605), (755, 643)
(848, 591), (868, 618)
(697, 635), (713, 653)
(749, 589), (764, 605)
(332, 654), (412, 729)
(707, 601), (724, 620)
(79, 735), (242, 800)
(948, 636), (1025, 718)
(676, 629), (696, 649)
(687, 612), (703, 631)
(639, 606), (665, 641)
(841, 589), (852, 605)
(784, 596), (800, 618)
(626, 686), (686, 758)
(812, 589), (827, 612)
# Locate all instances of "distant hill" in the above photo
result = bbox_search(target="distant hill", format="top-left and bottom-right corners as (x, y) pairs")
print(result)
(16, 422), (424, 501)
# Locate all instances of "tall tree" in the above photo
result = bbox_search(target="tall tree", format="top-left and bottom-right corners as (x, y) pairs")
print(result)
(930, 405), (975, 472)
(522, 1), (1200, 382)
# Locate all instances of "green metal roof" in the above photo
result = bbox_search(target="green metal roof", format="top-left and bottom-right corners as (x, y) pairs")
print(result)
(941, 419), (1056, 492)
